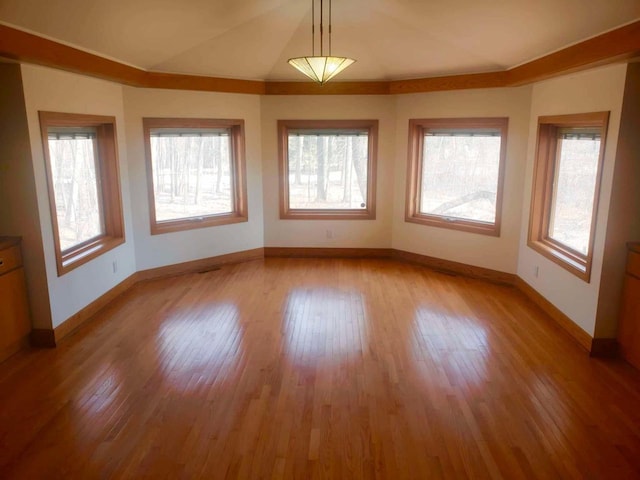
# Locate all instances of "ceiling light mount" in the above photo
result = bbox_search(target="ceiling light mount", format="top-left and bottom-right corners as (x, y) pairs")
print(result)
(288, 0), (355, 85)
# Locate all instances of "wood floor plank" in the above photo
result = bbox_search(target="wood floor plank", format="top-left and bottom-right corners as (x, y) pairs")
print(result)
(1, 258), (640, 479)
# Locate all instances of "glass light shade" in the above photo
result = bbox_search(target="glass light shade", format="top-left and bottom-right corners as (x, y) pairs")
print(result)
(288, 56), (356, 84)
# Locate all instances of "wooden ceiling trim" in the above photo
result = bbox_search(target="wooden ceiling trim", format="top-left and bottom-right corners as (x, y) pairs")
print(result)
(265, 81), (389, 95)
(389, 71), (509, 94)
(143, 71), (265, 95)
(507, 20), (640, 86)
(0, 24), (265, 94)
(0, 24), (146, 86)
(1, 20), (639, 95)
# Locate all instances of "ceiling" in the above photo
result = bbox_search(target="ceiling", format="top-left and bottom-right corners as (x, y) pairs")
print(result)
(1, 0), (639, 82)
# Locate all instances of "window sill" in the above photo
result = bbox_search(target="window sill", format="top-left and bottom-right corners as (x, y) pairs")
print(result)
(280, 209), (375, 220)
(150, 213), (248, 235)
(527, 239), (590, 282)
(58, 235), (124, 276)
(405, 213), (500, 237)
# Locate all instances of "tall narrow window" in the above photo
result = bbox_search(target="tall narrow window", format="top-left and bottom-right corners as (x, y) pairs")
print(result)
(39, 112), (125, 276)
(278, 120), (377, 219)
(143, 118), (247, 235)
(528, 112), (609, 282)
(405, 118), (508, 236)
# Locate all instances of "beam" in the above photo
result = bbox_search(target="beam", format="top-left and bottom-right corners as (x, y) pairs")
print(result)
(1, 21), (640, 95)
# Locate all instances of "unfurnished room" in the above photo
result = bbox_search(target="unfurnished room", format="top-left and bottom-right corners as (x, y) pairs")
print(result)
(1, 0), (640, 478)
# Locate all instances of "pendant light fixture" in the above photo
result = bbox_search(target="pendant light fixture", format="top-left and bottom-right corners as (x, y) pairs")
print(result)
(288, 0), (355, 84)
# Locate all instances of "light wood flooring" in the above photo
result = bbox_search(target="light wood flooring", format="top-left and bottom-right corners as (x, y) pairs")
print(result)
(1, 258), (640, 479)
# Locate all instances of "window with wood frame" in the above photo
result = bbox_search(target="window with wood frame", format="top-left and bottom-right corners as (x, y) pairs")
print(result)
(405, 117), (508, 236)
(39, 111), (125, 276)
(143, 118), (248, 235)
(278, 120), (378, 220)
(528, 111), (609, 282)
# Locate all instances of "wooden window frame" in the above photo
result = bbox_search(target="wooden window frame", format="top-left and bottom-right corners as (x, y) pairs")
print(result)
(528, 112), (609, 282)
(278, 119), (378, 220)
(39, 111), (125, 277)
(143, 118), (248, 235)
(405, 117), (508, 236)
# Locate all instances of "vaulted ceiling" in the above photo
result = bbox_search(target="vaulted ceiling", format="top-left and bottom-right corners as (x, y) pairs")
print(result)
(1, 0), (639, 82)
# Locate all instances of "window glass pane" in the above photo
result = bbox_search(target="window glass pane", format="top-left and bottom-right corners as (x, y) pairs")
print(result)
(150, 130), (232, 222)
(287, 133), (368, 210)
(420, 132), (501, 223)
(47, 127), (104, 252)
(548, 134), (600, 255)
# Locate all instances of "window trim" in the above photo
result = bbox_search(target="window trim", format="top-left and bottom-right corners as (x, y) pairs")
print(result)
(278, 119), (378, 220)
(527, 111), (609, 282)
(143, 118), (248, 235)
(405, 117), (508, 236)
(39, 111), (125, 277)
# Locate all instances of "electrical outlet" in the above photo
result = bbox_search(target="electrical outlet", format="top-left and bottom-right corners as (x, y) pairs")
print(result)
(112, 261), (118, 274)
(326, 229), (333, 239)
(534, 265), (539, 278)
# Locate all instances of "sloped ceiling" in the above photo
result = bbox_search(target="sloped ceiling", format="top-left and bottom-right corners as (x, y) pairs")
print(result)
(1, 0), (639, 82)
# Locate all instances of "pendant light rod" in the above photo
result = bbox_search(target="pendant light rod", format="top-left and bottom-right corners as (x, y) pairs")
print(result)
(320, 0), (324, 56)
(312, 0), (315, 56)
(329, 0), (332, 55)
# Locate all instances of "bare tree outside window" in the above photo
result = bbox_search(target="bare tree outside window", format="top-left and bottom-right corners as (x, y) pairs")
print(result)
(149, 131), (233, 222)
(406, 118), (508, 236)
(287, 133), (368, 210)
(548, 134), (600, 255)
(421, 133), (501, 224)
(143, 118), (248, 235)
(278, 120), (378, 220)
(40, 111), (125, 276)
(527, 111), (609, 282)
(47, 129), (104, 252)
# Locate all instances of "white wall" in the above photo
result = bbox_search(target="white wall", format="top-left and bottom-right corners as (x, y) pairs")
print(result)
(123, 87), (263, 271)
(392, 87), (532, 273)
(15, 62), (632, 341)
(261, 95), (396, 248)
(517, 64), (627, 336)
(21, 65), (137, 328)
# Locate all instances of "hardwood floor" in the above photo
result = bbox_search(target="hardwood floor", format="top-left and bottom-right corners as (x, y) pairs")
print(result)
(1, 258), (639, 479)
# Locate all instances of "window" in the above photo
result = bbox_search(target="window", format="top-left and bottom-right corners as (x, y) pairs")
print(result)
(528, 112), (609, 282)
(143, 118), (247, 235)
(39, 111), (125, 276)
(278, 120), (377, 219)
(405, 117), (508, 236)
